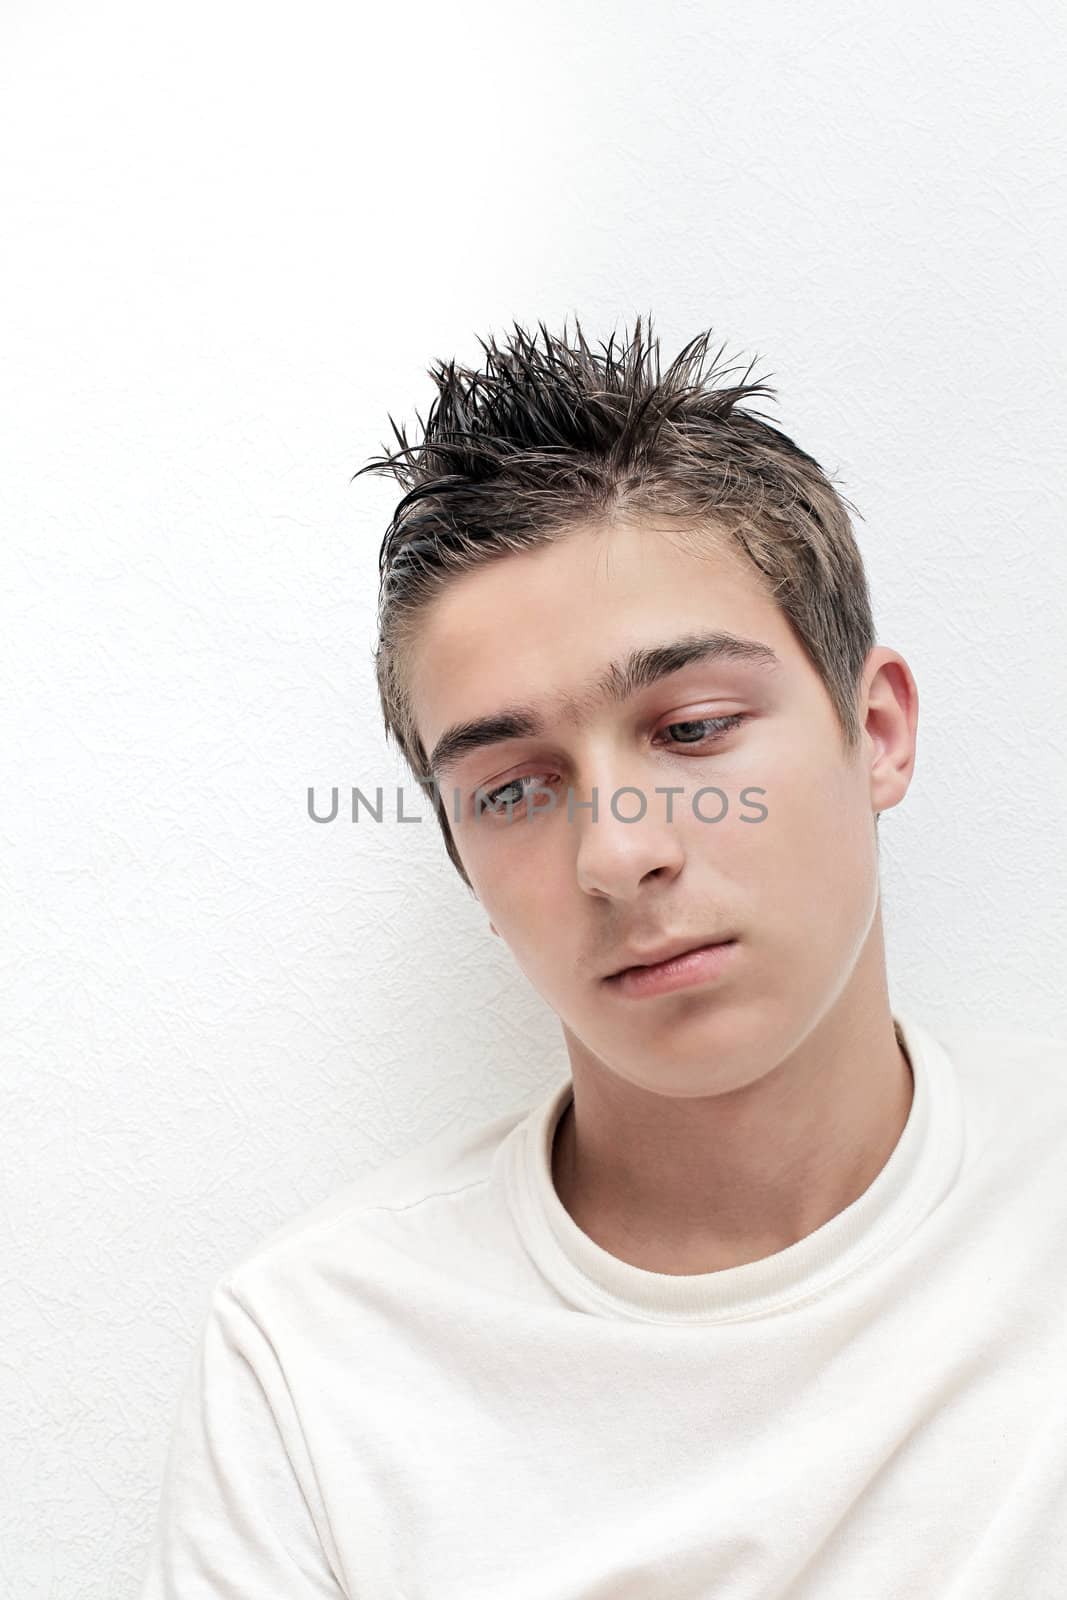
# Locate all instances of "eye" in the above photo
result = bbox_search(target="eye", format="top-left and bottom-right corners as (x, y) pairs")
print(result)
(475, 773), (557, 818)
(472, 715), (749, 821)
(655, 713), (747, 748)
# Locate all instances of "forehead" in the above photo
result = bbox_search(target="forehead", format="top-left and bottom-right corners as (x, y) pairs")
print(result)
(407, 518), (795, 754)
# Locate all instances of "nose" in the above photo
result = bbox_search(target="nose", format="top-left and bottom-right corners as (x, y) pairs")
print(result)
(572, 775), (686, 900)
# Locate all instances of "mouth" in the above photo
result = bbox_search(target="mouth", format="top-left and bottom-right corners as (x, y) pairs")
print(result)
(603, 938), (740, 999)
(604, 935), (737, 981)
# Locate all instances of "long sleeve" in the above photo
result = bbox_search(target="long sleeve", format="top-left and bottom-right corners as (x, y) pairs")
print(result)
(139, 1276), (348, 1599)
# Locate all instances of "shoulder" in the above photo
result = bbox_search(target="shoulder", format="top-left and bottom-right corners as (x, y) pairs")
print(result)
(915, 1013), (1067, 1156)
(216, 1099), (534, 1306)
(923, 1015), (1067, 1082)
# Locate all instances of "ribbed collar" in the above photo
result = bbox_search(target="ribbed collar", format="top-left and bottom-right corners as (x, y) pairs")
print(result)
(503, 1012), (964, 1323)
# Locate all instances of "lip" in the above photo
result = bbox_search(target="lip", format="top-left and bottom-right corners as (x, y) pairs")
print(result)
(603, 937), (739, 999)
(604, 934), (736, 978)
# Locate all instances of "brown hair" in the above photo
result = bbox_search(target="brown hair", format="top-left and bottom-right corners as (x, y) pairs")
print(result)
(356, 315), (876, 891)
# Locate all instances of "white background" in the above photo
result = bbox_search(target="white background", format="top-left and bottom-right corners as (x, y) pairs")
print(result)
(2, 0), (1065, 1589)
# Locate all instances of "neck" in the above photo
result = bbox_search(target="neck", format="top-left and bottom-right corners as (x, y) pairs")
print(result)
(552, 945), (913, 1276)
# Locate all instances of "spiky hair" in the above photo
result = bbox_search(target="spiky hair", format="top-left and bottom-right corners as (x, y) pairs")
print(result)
(357, 314), (876, 891)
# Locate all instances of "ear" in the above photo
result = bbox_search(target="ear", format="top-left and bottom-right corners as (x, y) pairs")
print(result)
(860, 647), (919, 819)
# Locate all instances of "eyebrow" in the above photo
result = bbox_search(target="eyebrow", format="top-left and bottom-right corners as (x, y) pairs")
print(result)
(426, 629), (783, 780)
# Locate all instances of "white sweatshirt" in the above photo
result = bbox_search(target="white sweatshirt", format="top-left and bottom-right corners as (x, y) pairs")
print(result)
(140, 1012), (1067, 1599)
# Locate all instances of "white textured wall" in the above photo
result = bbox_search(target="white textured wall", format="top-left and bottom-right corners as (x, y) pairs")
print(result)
(2, 0), (1065, 1589)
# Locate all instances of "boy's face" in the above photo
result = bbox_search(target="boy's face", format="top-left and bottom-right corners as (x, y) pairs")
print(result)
(408, 517), (912, 1097)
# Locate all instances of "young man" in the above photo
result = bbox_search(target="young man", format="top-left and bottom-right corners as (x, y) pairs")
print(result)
(141, 320), (1067, 1597)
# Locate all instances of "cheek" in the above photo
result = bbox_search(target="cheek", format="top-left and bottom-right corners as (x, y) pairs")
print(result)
(475, 854), (569, 962)
(781, 770), (880, 928)
(718, 759), (876, 898)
